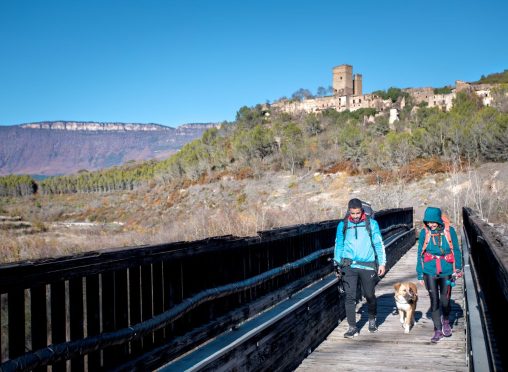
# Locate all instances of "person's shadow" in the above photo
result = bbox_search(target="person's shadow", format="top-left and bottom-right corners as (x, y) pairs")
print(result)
(420, 298), (463, 328)
(354, 281), (464, 332)
(356, 293), (397, 330)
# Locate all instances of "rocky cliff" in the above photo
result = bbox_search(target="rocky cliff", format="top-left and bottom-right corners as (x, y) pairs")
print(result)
(20, 121), (173, 131)
(0, 121), (219, 176)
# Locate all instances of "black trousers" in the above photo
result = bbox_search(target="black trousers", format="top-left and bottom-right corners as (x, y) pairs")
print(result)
(423, 273), (452, 330)
(342, 266), (378, 327)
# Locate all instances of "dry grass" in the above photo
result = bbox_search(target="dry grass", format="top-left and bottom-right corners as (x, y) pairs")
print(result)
(1, 161), (506, 264)
(322, 161), (360, 175)
(398, 157), (453, 181)
(366, 157), (453, 185)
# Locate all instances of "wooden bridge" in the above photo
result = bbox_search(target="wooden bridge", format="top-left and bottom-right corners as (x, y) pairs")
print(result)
(0, 207), (506, 371)
(297, 243), (467, 372)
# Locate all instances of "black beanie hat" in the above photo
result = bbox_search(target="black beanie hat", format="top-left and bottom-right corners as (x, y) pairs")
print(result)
(348, 198), (363, 210)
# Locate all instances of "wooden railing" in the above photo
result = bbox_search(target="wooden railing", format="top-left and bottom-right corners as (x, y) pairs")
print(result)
(462, 207), (508, 372)
(0, 208), (413, 371)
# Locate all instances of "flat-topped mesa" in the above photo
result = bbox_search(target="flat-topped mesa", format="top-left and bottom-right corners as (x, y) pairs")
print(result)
(20, 121), (173, 131)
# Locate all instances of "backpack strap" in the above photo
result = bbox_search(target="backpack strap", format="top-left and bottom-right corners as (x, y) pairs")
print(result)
(441, 214), (456, 272)
(365, 216), (379, 270)
(343, 215), (378, 270)
(343, 215), (373, 244)
(421, 227), (432, 254)
(342, 217), (348, 238)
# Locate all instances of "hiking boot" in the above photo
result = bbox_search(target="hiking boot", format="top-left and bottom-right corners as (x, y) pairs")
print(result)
(442, 318), (452, 337)
(368, 318), (378, 333)
(344, 326), (359, 338)
(431, 329), (443, 343)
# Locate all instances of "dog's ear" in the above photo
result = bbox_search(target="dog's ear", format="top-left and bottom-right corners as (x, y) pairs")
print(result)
(409, 282), (418, 294)
(393, 282), (401, 292)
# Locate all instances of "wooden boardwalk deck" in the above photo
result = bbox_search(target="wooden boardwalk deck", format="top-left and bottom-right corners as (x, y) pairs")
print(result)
(296, 244), (468, 371)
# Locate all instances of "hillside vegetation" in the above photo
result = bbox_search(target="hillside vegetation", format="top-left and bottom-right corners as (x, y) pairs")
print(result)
(476, 69), (508, 84)
(1, 90), (508, 263)
(1, 91), (507, 197)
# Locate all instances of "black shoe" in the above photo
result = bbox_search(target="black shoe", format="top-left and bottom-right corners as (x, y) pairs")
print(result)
(368, 318), (378, 333)
(344, 326), (359, 338)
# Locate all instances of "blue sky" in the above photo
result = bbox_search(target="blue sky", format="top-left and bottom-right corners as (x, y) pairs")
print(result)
(1, 0), (507, 127)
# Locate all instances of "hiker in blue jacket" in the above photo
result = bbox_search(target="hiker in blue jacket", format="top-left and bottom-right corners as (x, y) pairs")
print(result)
(334, 198), (386, 338)
(417, 207), (462, 343)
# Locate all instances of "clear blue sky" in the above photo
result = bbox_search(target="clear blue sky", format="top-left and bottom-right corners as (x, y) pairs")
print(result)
(1, 0), (507, 127)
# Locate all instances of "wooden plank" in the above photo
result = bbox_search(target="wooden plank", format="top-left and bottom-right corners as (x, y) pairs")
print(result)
(101, 271), (116, 368)
(152, 262), (164, 345)
(30, 285), (47, 372)
(85, 274), (101, 370)
(162, 261), (176, 339)
(7, 289), (25, 359)
(50, 282), (66, 372)
(69, 278), (84, 372)
(128, 266), (142, 355)
(0, 294), (2, 363)
(296, 244), (468, 372)
(141, 264), (154, 349)
(114, 269), (129, 359)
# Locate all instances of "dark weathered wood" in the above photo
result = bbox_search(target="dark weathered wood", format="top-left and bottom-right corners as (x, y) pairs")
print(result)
(85, 274), (101, 370)
(128, 266), (142, 355)
(132, 267), (333, 371)
(114, 269), (129, 359)
(0, 213), (362, 293)
(101, 271), (116, 368)
(152, 262), (164, 345)
(30, 284), (47, 372)
(50, 282), (66, 372)
(141, 264), (154, 349)
(164, 276), (341, 372)
(463, 207), (507, 371)
(0, 297), (2, 363)
(0, 212), (409, 292)
(69, 278), (84, 372)
(163, 261), (184, 338)
(8, 289), (25, 359)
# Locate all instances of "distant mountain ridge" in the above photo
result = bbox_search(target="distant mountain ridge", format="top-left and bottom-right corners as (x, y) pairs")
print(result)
(19, 120), (218, 131)
(0, 121), (220, 176)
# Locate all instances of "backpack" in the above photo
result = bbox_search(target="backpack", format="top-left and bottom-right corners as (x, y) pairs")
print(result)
(421, 213), (456, 273)
(342, 200), (378, 269)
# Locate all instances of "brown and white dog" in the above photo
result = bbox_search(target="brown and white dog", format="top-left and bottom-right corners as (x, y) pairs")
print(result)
(393, 282), (418, 333)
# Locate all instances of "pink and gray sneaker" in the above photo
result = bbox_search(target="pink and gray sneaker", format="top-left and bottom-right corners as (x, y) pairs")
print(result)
(442, 318), (452, 337)
(431, 329), (444, 343)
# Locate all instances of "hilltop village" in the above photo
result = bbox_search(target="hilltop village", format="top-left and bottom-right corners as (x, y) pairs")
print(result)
(271, 64), (496, 124)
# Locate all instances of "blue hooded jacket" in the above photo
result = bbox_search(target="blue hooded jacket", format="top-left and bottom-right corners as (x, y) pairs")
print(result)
(334, 215), (386, 270)
(416, 207), (462, 279)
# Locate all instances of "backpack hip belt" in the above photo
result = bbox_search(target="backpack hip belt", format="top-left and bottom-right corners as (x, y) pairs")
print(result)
(423, 252), (454, 274)
(352, 260), (377, 269)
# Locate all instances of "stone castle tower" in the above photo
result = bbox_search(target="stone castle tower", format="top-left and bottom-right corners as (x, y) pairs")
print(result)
(333, 64), (362, 96)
